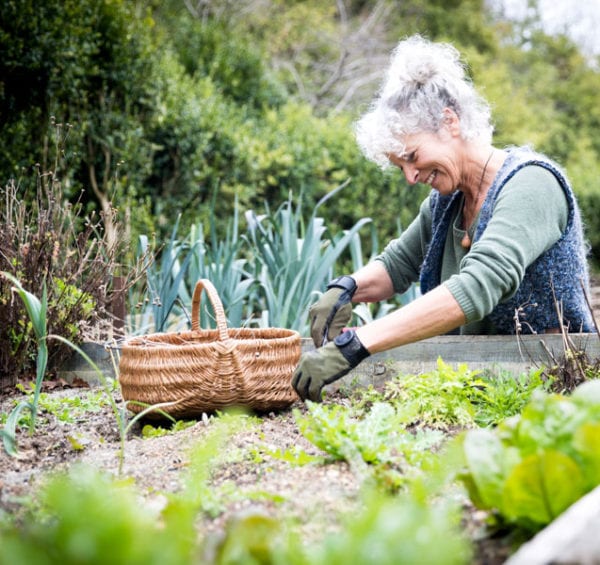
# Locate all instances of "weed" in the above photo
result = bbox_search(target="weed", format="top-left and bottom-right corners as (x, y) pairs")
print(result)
(471, 367), (547, 428)
(253, 445), (324, 467)
(13, 382), (110, 425)
(350, 358), (547, 431)
(0, 273), (48, 456)
(142, 420), (197, 439)
(355, 358), (485, 430)
(295, 401), (445, 492)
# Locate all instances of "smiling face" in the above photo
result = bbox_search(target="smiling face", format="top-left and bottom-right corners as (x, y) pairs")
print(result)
(388, 128), (464, 196)
(386, 107), (471, 195)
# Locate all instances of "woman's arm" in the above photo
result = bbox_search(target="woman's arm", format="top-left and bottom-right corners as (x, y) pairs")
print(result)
(356, 166), (568, 352)
(356, 284), (465, 353)
(350, 195), (432, 302)
(351, 261), (396, 302)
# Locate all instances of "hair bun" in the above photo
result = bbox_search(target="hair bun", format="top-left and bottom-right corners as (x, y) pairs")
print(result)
(381, 35), (465, 97)
(356, 35), (493, 168)
(406, 59), (437, 87)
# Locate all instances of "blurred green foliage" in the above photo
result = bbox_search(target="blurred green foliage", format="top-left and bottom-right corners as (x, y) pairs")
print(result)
(2, 0), (600, 265)
(0, 412), (471, 565)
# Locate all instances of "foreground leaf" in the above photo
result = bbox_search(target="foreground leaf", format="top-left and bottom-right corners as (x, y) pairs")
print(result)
(503, 450), (585, 527)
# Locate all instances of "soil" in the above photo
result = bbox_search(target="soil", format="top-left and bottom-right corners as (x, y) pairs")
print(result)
(5, 275), (600, 563)
(0, 379), (515, 564)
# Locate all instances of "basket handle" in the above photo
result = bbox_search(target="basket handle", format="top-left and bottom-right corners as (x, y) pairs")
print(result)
(191, 279), (230, 341)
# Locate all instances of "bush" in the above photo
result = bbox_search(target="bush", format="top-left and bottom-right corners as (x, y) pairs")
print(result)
(0, 160), (134, 388)
(0, 0), (156, 186)
(171, 17), (285, 110)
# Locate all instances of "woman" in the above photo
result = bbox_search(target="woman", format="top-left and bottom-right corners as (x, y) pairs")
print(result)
(292, 35), (593, 403)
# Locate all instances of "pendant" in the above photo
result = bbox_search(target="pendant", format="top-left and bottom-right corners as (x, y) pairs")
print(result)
(461, 232), (471, 249)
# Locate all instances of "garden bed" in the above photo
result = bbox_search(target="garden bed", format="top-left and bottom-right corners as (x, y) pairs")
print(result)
(55, 333), (600, 388)
(3, 333), (600, 564)
(0, 381), (512, 565)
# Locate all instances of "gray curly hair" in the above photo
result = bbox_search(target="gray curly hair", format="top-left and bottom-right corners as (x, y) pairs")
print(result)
(355, 35), (493, 168)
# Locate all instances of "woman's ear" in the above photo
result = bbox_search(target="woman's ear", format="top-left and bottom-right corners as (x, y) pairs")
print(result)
(442, 107), (461, 136)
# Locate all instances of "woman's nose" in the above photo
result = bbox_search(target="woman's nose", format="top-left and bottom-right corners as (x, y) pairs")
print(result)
(403, 164), (420, 185)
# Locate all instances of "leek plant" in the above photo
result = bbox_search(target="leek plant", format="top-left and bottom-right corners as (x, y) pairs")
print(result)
(135, 216), (193, 333)
(180, 196), (256, 329)
(128, 187), (421, 337)
(0, 272), (48, 456)
(245, 183), (372, 334)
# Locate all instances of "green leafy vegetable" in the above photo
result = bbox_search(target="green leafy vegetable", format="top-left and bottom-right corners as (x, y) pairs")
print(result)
(459, 379), (600, 532)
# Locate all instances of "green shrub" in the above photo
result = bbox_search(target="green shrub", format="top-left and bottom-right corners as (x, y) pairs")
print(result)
(171, 18), (285, 110)
(0, 0), (157, 191)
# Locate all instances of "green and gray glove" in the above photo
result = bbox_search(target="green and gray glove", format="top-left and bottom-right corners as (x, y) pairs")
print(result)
(310, 275), (357, 347)
(292, 329), (370, 402)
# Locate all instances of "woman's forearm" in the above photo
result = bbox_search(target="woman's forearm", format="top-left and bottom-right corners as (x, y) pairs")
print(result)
(351, 261), (396, 302)
(355, 284), (466, 353)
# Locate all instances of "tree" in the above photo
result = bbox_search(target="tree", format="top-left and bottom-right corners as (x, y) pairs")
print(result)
(0, 0), (157, 246)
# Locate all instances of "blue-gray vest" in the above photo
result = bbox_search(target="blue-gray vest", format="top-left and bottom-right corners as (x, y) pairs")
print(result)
(419, 147), (593, 334)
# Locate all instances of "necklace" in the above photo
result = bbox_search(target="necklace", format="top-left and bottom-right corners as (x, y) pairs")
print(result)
(461, 150), (494, 250)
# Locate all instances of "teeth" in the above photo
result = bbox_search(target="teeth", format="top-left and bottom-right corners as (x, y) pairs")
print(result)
(426, 171), (437, 185)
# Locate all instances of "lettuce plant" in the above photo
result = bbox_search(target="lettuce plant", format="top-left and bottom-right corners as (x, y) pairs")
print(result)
(353, 359), (544, 429)
(458, 379), (600, 532)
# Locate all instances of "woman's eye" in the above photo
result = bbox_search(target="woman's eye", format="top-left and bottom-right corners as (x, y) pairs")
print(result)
(407, 151), (416, 163)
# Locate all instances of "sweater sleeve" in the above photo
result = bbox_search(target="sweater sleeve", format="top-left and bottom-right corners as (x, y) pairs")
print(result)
(444, 166), (569, 322)
(373, 195), (433, 294)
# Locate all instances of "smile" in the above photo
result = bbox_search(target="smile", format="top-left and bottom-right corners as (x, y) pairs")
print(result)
(425, 170), (437, 185)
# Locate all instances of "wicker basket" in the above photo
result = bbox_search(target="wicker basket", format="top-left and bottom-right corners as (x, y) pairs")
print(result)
(118, 279), (301, 418)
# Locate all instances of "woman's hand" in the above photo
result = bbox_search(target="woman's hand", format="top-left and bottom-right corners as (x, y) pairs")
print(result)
(309, 275), (357, 347)
(293, 330), (370, 401)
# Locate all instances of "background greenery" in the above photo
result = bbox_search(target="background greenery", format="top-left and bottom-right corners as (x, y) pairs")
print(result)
(3, 3), (600, 557)
(3, 0), (600, 264)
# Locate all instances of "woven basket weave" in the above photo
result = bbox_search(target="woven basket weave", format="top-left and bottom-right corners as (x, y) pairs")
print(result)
(119, 279), (301, 418)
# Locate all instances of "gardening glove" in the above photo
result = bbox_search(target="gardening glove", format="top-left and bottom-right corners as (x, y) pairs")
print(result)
(292, 329), (370, 402)
(310, 275), (357, 348)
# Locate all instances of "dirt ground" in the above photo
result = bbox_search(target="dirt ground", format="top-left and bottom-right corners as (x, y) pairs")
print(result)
(0, 379), (515, 564)
(7, 275), (600, 564)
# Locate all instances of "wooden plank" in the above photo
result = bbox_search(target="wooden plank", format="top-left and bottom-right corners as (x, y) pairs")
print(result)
(57, 334), (600, 386)
(300, 334), (600, 390)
